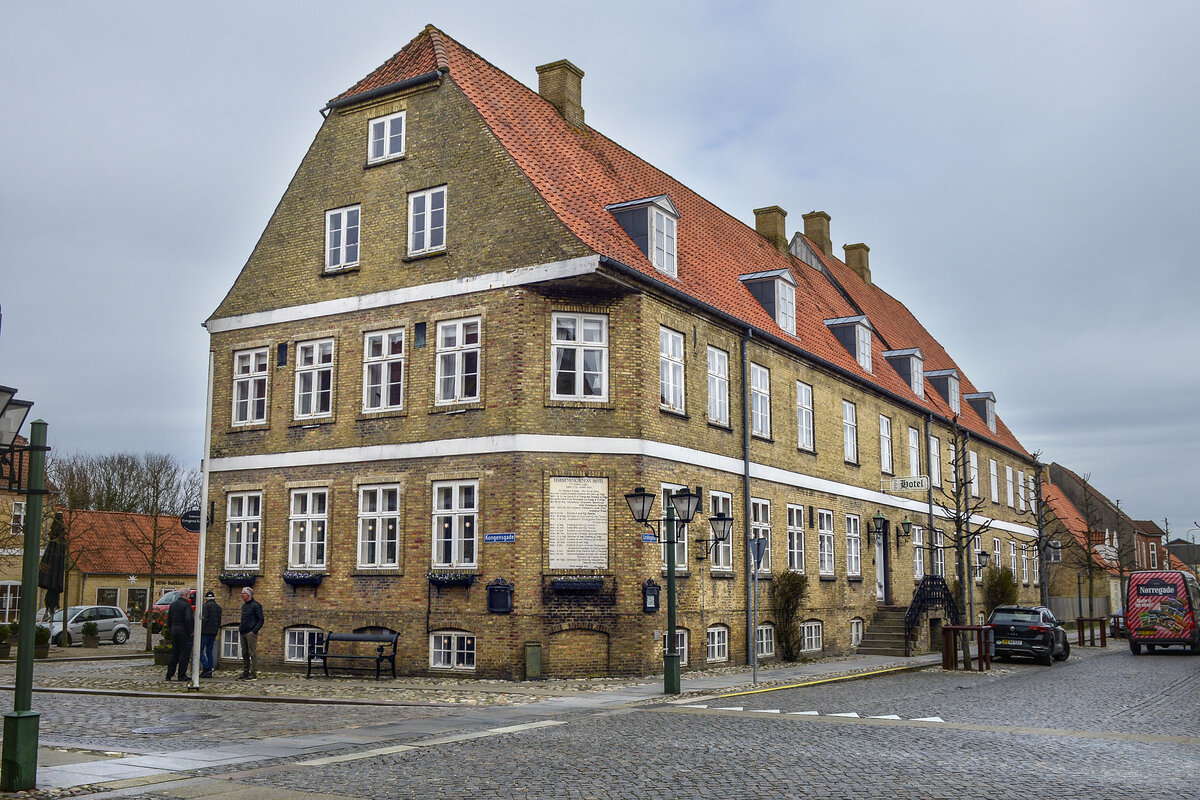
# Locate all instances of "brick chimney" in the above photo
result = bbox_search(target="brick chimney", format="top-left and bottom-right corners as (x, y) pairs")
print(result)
(844, 243), (871, 285)
(802, 211), (832, 258)
(536, 60), (585, 128)
(754, 206), (788, 253)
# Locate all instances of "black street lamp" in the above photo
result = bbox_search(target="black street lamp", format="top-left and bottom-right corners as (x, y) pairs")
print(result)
(625, 486), (732, 694)
(867, 511), (913, 547)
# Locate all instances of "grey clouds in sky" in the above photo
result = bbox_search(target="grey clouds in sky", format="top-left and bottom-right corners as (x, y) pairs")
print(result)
(2, 1), (1197, 536)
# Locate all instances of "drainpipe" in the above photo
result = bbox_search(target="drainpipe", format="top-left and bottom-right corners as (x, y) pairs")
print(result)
(924, 413), (936, 578)
(742, 329), (753, 665)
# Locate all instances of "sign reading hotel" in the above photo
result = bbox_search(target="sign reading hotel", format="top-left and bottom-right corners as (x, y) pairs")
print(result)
(889, 476), (930, 492)
(549, 476), (609, 569)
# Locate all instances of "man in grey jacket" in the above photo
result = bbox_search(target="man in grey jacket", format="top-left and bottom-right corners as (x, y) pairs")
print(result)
(238, 586), (264, 680)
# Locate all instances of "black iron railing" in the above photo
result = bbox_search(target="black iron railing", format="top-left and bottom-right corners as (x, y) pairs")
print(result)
(904, 575), (961, 655)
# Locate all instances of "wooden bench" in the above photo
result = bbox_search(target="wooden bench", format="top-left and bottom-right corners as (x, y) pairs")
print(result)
(306, 631), (398, 680)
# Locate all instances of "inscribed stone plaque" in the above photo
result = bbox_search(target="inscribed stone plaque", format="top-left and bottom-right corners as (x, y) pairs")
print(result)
(549, 476), (609, 570)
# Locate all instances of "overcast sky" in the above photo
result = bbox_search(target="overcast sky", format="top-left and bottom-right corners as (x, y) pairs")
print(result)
(2, 1), (1197, 539)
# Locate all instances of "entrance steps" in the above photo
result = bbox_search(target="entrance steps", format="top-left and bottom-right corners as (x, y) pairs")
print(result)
(856, 606), (909, 657)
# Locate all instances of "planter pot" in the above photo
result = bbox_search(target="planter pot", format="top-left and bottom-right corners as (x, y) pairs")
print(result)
(34, 644), (50, 659)
(82, 635), (101, 648)
(219, 574), (258, 588)
(154, 649), (171, 666)
(550, 578), (605, 594)
(428, 574), (476, 588)
(283, 574), (324, 588)
(0, 643), (10, 659)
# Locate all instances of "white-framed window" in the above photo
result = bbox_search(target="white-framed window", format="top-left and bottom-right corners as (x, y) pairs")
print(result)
(756, 624), (775, 658)
(787, 504), (805, 572)
(666, 629), (689, 666)
(801, 620), (823, 652)
(363, 329), (405, 412)
(912, 526), (925, 580)
(408, 185), (446, 255)
(948, 375), (960, 414)
(431, 631), (476, 670)
(706, 347), (729, 425)
(842, 401), (858, 463)
(219, 627), (241, 660)
(436, 317), (481, 404)
(932, 529), (945, 577)
(659, 327), (685, 412)
(325, 205), (360, 271)
(367, 110), (405, 163)
(232, 347), (269, 425)
(1009, 541), (1018, 575)
(651, 207), (677, 276)
(1006, 466), (1015, 507)
(994, 537), (1003, 572)
(818, 509), (835, 576)
(750, 363), (771, 438)
(751, 497), (771, 573)
(973, 534), (984, 583)
(1028, 475), (1038, 516)
(1017, 470), (1027, 511)
(710, 491), (733, 571)
(552, 313), (608, 401)
(660, 483), (688, 571)
(289, 488), (327, 569)
(433, 480), (478, 568)
(0, 582), (19, 624)
(908, 427), (921, 477)
(1150, 541), (1159, 569)
(879, 416), (893, 474)
(948, 442), (957, 493)
(969, 451), (980, 497)
(10, 501), (25, 536)
(856, 324), (872, 373)
(1021, 545), (1029, 584)
(1048, 539), (1062, 563)
(285, 627), (325, 663)
(225, 491), (261, 569)
(850, 618), (864, 647)
(846, 514), (861, 577)
(295, 339), (334, 420)
(929, 436), (941, 485)
(796, 381), (814, 452)
(777, 280), (796, 335)
(358, 485), (400, 569)
(706, 625), (729, 662)
(1033, 546), (1040, 583)
(989, 459), (999, 503)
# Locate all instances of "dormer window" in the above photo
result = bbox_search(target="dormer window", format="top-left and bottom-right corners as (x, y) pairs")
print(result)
(606, 196), (679, 278)
(883, 349), (925, 398)
(965, 392), (997, 432)
(740, 269), (797, 335)
(824, 315), (872, 373)
(926, 369), (960, 414)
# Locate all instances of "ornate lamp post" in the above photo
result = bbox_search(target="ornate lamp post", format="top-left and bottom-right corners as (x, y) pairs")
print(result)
(625, 486), (732, 694)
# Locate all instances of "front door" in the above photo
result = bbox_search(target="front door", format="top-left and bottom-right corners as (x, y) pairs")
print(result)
(876, 533), (887, 602)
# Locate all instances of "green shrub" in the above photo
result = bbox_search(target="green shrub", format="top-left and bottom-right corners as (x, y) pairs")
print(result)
(982, 567), (1019, 616)
(34, 625), (51, 646)
(0, 624), (10, 642)
(80, 621), (99, 637)
(772, 570), (809, 661)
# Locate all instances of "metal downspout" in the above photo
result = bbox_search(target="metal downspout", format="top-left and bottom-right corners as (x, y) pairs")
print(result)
(742, 329), (753, 665)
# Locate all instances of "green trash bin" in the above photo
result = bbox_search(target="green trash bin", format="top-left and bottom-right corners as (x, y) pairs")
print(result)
(524, 641), (542, 681)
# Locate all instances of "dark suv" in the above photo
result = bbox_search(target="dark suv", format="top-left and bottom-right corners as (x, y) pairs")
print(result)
(988, 605), (1070, 666)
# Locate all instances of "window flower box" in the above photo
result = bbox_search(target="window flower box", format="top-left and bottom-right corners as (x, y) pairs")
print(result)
(426, 571), (477, 588)
(283, 571), (324, 588)
(218, 572), (258, 588)
(550, 577), (605, 594)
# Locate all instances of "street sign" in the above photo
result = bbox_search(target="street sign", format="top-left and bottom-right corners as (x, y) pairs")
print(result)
(180, 508), (202, 533)
(888, 476), (930, 492)
(484, 532), (515, 543)
(641, 532), (658, 543)
(749, 536), (767, 568)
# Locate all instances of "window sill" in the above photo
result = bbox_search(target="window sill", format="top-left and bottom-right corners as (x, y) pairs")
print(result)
(288, 418), (335, 429)
(352, 569), (402, 576)
(847, 576), (863, 583)
(751, 433), (773, 443)
(546, 399), (615, 410)
(752, 572), (773, 580)
(227, 423), (270, 434)
(403, 249), (447, 263)
(660, 570), (691, 578)
(322, 265), (360, 277)
(797, 446), (817, 456)
(364, 154), (406, 169)
(844, 460), (861, 468)
(709, 570), (735, 579)
(430, 402), (484, 414)
(707, 420), (733, 432)
(659, 406), (688, 420)
(819, 574), (837, 582)
(358, 409), (408, 421)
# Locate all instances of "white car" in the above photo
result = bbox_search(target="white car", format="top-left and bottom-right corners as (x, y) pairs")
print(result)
(45, 605), (132, 646)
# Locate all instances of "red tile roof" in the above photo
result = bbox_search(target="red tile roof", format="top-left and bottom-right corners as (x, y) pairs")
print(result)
(63, 509), (197, 576)
(336, 26), (1029, 457)
(1041, 480), (1120, 576)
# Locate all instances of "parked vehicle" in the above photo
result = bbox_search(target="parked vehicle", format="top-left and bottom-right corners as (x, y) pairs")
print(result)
(1126, 571), (1200, 655)
(987, 605), (1070, 665)
(1109, 608), (1127, 639)
(46, 605), (132, 646)
(141, 589), (195, 633)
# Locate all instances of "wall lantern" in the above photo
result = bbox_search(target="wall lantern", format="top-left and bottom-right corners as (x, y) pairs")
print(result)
(486, 577), (514, 614)
(642, 578), (661, 614)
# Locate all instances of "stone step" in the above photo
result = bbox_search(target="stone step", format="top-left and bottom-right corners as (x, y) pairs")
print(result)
(856, 646), (908, 656)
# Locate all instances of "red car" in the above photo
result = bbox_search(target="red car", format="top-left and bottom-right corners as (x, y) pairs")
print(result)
(142, 588), (195, 633)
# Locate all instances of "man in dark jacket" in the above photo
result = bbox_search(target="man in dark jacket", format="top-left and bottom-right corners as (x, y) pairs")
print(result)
(199, 591), (222, 678)
(238, 586), (264, 680)
(165, 591), (193, 681)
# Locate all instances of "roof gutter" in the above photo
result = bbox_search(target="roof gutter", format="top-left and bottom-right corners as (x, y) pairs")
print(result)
(322, 68), (448, 116)
(596, 255), (1032, 463)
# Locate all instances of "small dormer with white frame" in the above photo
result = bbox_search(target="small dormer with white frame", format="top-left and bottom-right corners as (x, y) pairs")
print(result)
(740, 269), (797, 335)
(606, 195), (679, 278)
(964, 391), (997, 432)
(926, 368), (961, 414)
(824, 315), (873, 373)
(883, 348), (924, 398)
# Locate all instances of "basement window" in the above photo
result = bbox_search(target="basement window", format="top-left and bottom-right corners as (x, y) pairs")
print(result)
(606, 195), (679, 278)
(824, 315), (873, 372)
(883, 348), (924, 398)
(740, 269), (797, 335)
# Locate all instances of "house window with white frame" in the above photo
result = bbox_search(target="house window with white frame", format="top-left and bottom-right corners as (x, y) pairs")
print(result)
(929, 436), (941, 485)
(1048, 539), (1062, 563)
(787, 504), (805, 572)
(989, 459), (999, 503)
(367, 110), (405, 163)
(969, 451), (980, 497)
(664, 629), (688, 666)
(850, 618), (864, 647)
(1028, 475), (1038, 515)
(552, 313), (608, 401)
(232, 348), (268, 425)
(436, 318), (481, 404)
(756, 624), (775, 658)
(908, 427), (920, 477)
(856, 324), (872, 373)
(994, 537), (1003, 571)
(289, 489), (327, 570)
(225, 492), (261, 569)
(1017, 470), (1026, 511)
(973, 535), (984, 583)
(912, 526), (925, 580)
(1009, 541), (1018, 575)
(219, 627), (241, 660)
(948, 442), (956, 492)
(1006, 466), (1015, 507)
(797, 381), (814, 451)
(433, 480), (477, 568)
(431, 631), (476, 670)
(710, 491), (732, 571)
(659, 327), (685, 412)
(706, 625), (729, 662)
(707, 347), (729, 425)
(284, 627), (325, 663)
(1150, 541), (1158, 569)
(408, 185), (446, 255)
(843, 401), (858, 463)
(651, 207), (677, 276)
(750, 363), (771, 438)
(846, 514), (861, 577)
(777, 280), (796, 335)
(751, 498), (771, 573)
(10, 501), (25, 537)
(295, 339), (334, 420)
(1033, 547), (1040, 583)
(358, 485), (400, 569)
(801, 620), (823, 652)
(661, 484), (688, 571)
(932, 529), (945, 577)
(325, 205), (360, 271)
(879, 415), (893, 474)
(363, 329), (405, 412)
(818, 509), (835, 576)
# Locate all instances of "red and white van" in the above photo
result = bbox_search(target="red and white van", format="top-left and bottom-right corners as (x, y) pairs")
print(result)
(1125, 570), (1200, 655)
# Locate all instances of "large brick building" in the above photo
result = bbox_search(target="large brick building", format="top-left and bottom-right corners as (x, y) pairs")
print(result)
(202, 26), (1041, 677)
